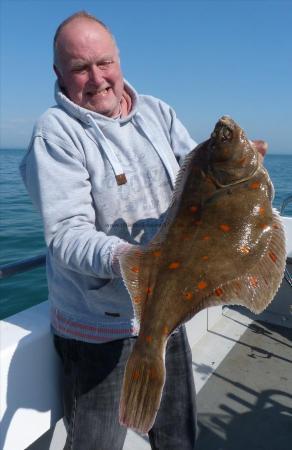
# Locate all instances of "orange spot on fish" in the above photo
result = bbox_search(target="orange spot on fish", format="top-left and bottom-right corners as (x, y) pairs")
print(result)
(259, 207), (265, 216)
(146, 335), (152, 344)
(269, 251), (277, 263)
(153, 250), (161, 257)
(133, 296), (141, 304)
(249, 276), (259, 288)
(197, 281), (207, 290)
(190, 206), (199, 213)
(273, 224), (279, 230)
(202, 255), (209, 261)
(203, 235), (210, 241)
(146, 287), (152, 295)
(259, 224), (269, 230)
(131, 266), (140, 273)
(239, 245), (250, 254)
(133, 370), (140, 380)
(250, 181), (260, 189)
(169, 262), (180, 269)
(215, 288), (223, 297)
(183, 291), (193, 301)
(220, 224), (231, 232)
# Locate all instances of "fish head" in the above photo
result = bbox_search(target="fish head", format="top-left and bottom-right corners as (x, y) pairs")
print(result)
(208, 116), (259, 187)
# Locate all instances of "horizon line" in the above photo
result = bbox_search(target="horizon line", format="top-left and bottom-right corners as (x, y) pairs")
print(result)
(1, 147), (291, 156)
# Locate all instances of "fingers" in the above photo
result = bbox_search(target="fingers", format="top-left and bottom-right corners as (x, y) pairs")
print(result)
(250, 140), (268, 158)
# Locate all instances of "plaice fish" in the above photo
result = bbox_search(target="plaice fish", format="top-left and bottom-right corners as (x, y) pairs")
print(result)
(118, 116), (286, 433)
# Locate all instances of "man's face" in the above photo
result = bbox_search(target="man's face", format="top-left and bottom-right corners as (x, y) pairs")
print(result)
(55, 19), (124, 117)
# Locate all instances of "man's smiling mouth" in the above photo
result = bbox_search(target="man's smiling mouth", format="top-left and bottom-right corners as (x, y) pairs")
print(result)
(87, 87), (111, 97)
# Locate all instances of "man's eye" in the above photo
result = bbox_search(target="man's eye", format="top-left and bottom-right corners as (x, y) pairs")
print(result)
(72, 66), (87, 73)
(99, 61), (113, 69)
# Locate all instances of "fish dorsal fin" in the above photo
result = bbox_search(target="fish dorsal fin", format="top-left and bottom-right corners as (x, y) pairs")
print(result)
(172, 147), (198, 197)
(120, 243), (163, 322)
(151, 146), (201, 246)
(188, 208), (286, 316)
(168, 146), (199, 211)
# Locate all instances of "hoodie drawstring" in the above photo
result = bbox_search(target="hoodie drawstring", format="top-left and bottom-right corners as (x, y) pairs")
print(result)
(134, 112), (179, 188)
(86, 114), (127, 185)
(86, 111), (180, 188)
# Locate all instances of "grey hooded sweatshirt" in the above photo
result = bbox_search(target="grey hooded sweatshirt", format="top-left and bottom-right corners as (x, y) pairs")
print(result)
(20, 80), (197, 342)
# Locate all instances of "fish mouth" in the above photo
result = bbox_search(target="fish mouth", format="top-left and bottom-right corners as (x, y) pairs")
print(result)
(211, 116), (235, 143)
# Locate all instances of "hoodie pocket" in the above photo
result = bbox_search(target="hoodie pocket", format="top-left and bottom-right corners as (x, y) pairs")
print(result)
(85, 278), (132, 318)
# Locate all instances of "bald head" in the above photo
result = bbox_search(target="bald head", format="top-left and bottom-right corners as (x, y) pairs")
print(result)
(54, 12), (117, 70)
(53, 12), (124, 116)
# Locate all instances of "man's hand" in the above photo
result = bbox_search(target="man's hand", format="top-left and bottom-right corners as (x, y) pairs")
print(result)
(250, 140), (268, 160)
(111, 242), (133, 277)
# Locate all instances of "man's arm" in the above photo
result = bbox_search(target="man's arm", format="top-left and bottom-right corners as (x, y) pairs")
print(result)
(20, 136), (127, 279)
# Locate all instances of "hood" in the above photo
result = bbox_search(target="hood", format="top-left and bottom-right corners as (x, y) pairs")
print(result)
(54, 79), (179, 188)
(54, 79), (139, 126)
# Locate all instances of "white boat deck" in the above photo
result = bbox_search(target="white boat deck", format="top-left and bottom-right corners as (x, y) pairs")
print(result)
(196, 309), (292, 450)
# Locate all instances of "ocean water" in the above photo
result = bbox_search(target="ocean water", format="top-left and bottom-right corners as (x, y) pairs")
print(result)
(0, 149), (291, 320)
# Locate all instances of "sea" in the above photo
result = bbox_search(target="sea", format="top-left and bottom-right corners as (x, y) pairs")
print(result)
(0, 149), (291, 320)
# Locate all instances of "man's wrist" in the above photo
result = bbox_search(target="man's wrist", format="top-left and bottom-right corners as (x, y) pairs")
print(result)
(111, 241), (133, 277)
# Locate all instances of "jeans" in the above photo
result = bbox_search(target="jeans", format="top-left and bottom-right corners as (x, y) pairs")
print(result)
(54, 326), (197, 450)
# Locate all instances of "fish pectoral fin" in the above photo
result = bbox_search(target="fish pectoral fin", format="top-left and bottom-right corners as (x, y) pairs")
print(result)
(119, 243), (162, 322)
(200, 209), (286, 314)
(240, 209), (286, 313)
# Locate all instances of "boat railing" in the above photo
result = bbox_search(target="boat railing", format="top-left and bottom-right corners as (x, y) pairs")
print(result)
(280, 194), (292, 215)
(0, 254), (46, 279)
(279, 195), (292, 286)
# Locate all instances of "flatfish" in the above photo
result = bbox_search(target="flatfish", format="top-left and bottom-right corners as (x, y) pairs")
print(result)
(119, 116), (286, 433)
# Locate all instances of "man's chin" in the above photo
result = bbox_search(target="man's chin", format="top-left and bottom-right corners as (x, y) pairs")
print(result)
(83, 100), (119, 117)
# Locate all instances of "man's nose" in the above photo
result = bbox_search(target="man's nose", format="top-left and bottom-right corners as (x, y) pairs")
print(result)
(88, 66), (104, 84)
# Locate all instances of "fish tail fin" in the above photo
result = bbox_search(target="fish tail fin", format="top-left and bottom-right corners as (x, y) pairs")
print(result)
(119, 342), (166, 434)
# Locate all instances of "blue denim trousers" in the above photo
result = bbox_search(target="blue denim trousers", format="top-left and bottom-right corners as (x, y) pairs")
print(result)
(54, 326), (197, 450)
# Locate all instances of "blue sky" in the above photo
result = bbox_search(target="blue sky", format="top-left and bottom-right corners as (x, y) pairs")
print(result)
(0, 0), (291, 153)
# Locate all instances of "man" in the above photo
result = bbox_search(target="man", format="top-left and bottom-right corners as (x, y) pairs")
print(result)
(20, 11), (198, 450)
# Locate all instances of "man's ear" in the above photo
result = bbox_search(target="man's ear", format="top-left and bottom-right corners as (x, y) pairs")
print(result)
(54, 64), (65, 88)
